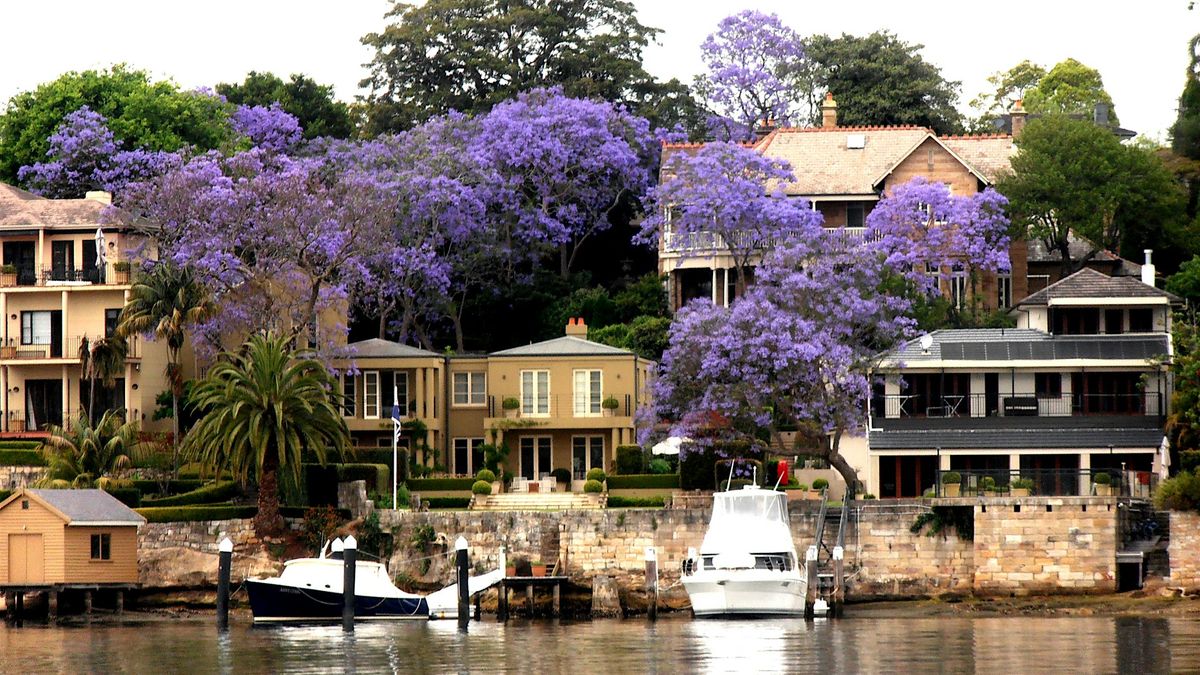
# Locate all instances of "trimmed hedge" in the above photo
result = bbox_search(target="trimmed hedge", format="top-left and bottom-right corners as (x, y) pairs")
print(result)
(606, 474), (679, 490)
(424, 496), (471, 509)
(0, 489), (11, 502)
(680, 441), (761, 490)
(142, 481), (239, 507)
(103, 487), (142, 508)
(615, 445), (644, 474)
(406, 477), (475, 492)
(0, 440), (42, 450)
(335, 464), (390, 494)
(131, 479), (204, 496)
(0, 449), (46, 466)
(136, 505), (257, 523)
(606, 495), (666, 508)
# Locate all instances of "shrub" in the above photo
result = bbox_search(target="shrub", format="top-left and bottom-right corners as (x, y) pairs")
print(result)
(103, 486), (141, 508)
(980, 476), (996, 490)
(0, 489), (11, 502)
(615, 445), (644, 474)
(606, 474), (679, 490)
(679, 440), (761, 490)
(302, 505), (342, 551)
(585, 468), (606, 483)
(648, 458), (672, 475)
(136, 505), (257, 522)
(551, 468), (571, 485)
(0, 264), (15, 274)
(113, 260), (132, 272)
(863, 493), (877, 500)
(602, 396), (620, 410)
(336, 464), (390, 494)
(942, 471), (961, 484)
(396, 483), (411, 508)
(583, 479), (604, 493)
(475, 469), (496, 483)
(812, 478), (830, 491)
(472, 480), (493, 496)
(0, 440), (42, 450)
(1013, 477), (1035, 490)
(1094, 472), (1112, 485)
(501, 397), (520, 410)
(606, 495), (666, 508)
(1155, 471), (1200, 511)
(425, 496), (471, 509)
(1182, 450), (1200, 474)
(406, 477), (476, 492)
(142, 481), (239, 507)
(783, 483), (809, 491)
(0, 449), (46, 466)
(131, 479), (203, 496)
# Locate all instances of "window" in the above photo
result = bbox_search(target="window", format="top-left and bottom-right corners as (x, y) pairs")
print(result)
(104, 309), (121, 338)
(453, 372), (486, 406)
(521, 370), (550, 416)
(363, 371), (379, 419)
(1035, 373), (1062, 399)
(454, 437), (485, 475)
(1129, 308), (1153, 333)
(997, 274), (1012, 310)
(90, 533), (111, 561)
(949, 270), (967, 310)
(21, 311), (51, 345)
(519, 436), (553, 480)
(573, 370), (602, 416)
(846, 203), (864, 229)
(1105, 309), (1124, 335)
(341, 374), (356, 417)
(572, 436), (605, 480)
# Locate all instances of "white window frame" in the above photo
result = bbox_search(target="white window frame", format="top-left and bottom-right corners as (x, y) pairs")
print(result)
(453, 372), (487, 407)
(519, 435), (553, 480)
(572, 435), (605, 480)
(394, 371), (409, 417)
(453, 437), (486, 475)
(363, 370), (380, 419)
(573, 369), (603, 417)
(950, 271), (967, 310)
(521, 370), (550, 416)
(997, 274), (1012, 310)
(21, 311), (52, 345)
(341, 374), (356, 417)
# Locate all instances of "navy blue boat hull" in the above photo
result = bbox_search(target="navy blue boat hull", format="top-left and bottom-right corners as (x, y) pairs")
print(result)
(246, 579), (429, 622)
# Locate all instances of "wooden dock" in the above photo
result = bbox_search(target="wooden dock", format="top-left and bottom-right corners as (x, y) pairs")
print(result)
(496, 575), (570, 620)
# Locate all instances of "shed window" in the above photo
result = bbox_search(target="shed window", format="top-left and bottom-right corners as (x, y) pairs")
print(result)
(90, 533), (111, 560)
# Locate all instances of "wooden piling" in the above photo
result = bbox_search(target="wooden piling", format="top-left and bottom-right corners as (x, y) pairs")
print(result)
(217, 538), (232, 631)
(645, 547), (658, 621)
(804, 545), (818, 621)
(48, 590), (58, 623)
(456, 537), (469, 631)
(832, 546), (845, 619)
(342, 536), (357, 632)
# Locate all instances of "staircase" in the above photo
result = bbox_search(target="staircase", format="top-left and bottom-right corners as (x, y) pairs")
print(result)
(808, 493), (852, 616)
(471, 492), (606, 511)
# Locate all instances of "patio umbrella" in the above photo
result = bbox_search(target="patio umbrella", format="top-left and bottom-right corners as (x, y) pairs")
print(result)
(652, 436), (693, 455)
(95, 227), (106, 282)
(1157, 435), (1171, 481)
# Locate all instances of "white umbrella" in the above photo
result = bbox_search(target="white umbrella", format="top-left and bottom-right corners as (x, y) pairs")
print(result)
(652, 436), (693, 455)
(1157, 435), (1171, 481)
(95, 227), (106, 282)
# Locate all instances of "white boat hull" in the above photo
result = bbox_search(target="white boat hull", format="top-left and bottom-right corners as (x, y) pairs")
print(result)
(683, 571), (807, 617)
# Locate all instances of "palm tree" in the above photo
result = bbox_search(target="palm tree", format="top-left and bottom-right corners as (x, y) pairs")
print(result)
(80, 335), (128, 425)
(181, 333), (350, 536)
(116, 262), (215, 473)
(35, 409), (141, 489)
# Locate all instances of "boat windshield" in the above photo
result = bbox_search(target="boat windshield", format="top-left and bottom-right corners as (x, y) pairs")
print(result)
(712, 489), (787, 523)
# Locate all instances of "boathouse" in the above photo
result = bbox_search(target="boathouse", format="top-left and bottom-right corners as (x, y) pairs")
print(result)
(0, 488), (143, 588)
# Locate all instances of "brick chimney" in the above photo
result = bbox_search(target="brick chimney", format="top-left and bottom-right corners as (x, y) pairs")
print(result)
(753, 117), (777, 140)
(565, 317), (588, 337)
(1009, 99), (1027, 139)
(820, 92), (838, 129)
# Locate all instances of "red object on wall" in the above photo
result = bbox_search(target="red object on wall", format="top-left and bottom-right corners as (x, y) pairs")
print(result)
(777, 460), (789, 484)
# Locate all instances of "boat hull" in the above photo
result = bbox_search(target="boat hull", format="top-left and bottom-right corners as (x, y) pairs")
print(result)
(682, 575), (807, 617)
(246, 579), (429, 623)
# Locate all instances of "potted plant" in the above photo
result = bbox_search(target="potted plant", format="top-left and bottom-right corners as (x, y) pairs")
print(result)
(1094, 472), (1113, 496)
(785, 483), (809, 502)
(941, 471), (962, 498)
(112, 260), (131, 284)
(601, 396), (620, 417)
(531, 561), (548, 577)
(1011, 477), (1034, 497)
(501, 397), (520, 419)
(476, 468), (498, 495)
(472, 480), (493, 503)
(812, 478), (830, 497)
(0, 264), (16, 287)
(980, 476), (996, 495)
(551, 467), (571, 492)
(506, 562), (517, 577)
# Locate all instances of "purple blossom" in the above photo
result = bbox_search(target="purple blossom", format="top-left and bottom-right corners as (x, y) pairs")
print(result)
(230, 103), (303, 153)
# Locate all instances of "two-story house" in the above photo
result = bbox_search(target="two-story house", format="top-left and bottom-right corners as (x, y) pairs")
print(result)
(858, 266), (1179, 498)
(658, 93), (1025, 312)
(0, 184), (175, 434)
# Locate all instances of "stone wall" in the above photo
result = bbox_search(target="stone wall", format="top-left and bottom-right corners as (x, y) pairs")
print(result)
(852, 505), (973, 597)
(139, 518), (260, 553)
(0, 465), (46, 489)
(1169, 511), (1200, 590)
(973, 498), (1118, 595)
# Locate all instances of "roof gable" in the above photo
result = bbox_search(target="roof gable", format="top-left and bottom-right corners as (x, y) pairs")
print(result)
(20, 488), (145, 525)
(871, 134), (997, 189)
(490, 335), (633, 357)
(1015, 267), (1181, 306)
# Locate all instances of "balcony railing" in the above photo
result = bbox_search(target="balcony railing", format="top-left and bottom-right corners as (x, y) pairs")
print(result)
(872, 392), (1163, 420)
(0, 335), (142, 361)
(935, 468), (1155, 499)
(0, 264), (130, 288)
(661, 226), (879, 253)
(487, 394), (632, 418)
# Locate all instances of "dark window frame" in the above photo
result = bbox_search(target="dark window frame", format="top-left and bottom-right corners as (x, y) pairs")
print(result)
(90, 532), (111, 561)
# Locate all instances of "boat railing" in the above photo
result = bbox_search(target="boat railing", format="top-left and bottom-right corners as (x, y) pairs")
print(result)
(836, 497), (850, 552)
(813, 488), (829, 559)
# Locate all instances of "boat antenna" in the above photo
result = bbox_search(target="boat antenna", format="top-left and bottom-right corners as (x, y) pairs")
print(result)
(725, 458), (736, 492)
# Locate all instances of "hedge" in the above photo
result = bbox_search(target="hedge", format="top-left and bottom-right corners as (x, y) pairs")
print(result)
(606, 474), (679, 490)
(136, 505), (257, 523)
(424, 496), (471, 509)
(103, 487), (142, 508)
(131, 479), (204, 496)
(406, 477), (475, 492)
(680, 441), (761, 490)
(0, 440), (42, 450)
(0, 449), (46, 466)
(336, 464), (390, 494)
(606, 495), (666, 508)
(142, 481), (239, 507)
(0, 489), (11, 502)
(1182, 450), (1200, 474)
(615, 445), (645, 474)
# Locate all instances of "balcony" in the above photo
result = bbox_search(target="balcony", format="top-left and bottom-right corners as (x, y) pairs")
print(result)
(0, 266), (130, 289)
(872, 392), (1163, 420)
(0, 335), (142, 362)
(486, 394), (632, 426)
(933, 468), (1156, 499)
(661, 227), (878, 254)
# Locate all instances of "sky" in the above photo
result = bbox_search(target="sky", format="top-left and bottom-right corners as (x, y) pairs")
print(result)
(1, 1), (1197, 141)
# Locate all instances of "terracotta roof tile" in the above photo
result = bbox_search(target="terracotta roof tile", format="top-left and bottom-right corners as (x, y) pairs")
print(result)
(0, 182), (115, 228)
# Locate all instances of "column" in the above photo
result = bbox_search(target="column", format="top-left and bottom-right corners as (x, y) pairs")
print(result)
(37, 229), (44, 278)
(611, 428), (620, 472)
(434, 365), (443, 421)
(1, 365), (6, 433)
(1079, 452), (1092, 497)
(415, 367), (426, 419)
(1009, 453), (1021, 480)
(125, 362), (134, 421)
(710, 268), (717, 304)
(939, 454), (951, 471)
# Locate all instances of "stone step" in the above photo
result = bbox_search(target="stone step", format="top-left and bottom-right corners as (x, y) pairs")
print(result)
(470, 494), (605, 511)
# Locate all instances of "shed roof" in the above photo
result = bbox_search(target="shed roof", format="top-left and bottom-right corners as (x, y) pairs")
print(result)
(15, 489), (145, 526)
(490, 335), (633, 357)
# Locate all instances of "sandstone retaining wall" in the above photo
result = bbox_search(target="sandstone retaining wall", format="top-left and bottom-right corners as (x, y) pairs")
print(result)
(1169, 511), (1200, 590)
(0, 465), (46, 489)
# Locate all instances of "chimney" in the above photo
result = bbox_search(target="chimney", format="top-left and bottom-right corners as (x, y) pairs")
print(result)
(565, 317), (588, 337)
(1009, 99), (1027, 139)
(753, 117), (777, 140)
(820, 92), (838, 129)
(1142, 249), (1156, 287)
(1094, 102), (1110, 126)
(85, 190), (112, 205)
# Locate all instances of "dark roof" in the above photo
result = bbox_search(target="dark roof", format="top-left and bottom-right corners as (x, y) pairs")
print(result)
(24, 489), (145, 525)
(347, 338), (440, 359)
(1016, 268), (1180, 307)
(490, 335), (633, 357)
(1025, 234), (1135, 269)
(993, 111), (1136, 140)
(883, 329), (1168, 364)
(869, 416), (1164, 450)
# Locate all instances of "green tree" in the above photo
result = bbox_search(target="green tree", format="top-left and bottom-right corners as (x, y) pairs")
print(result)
(1167, 312), (1200, 474)
(1023, 58), (1118, 123)
(802, 31), (963, 134)
(0, 64), (232, 183)
(216, 71), (354, 140)
(116, 263), (216, 474)
(35, 409), (141, 489)
(359, 0), (677, 133)
(1168, 257), (1200, 303)
(181, 333), (350, 536)
(1170, 36), (1200, 220)
(998, 115), (1185, 275)
(80, 336), (128, 425)
(970, 59), (1047, 125)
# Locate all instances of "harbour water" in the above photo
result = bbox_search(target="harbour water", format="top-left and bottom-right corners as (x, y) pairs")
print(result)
(1, 614), (1198, 673)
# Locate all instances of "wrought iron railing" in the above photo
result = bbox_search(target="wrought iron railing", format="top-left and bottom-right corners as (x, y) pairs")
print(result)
(935, 468), (1156, 498)
(487, 393), (631, 418)
(873, 392), (1162, 419)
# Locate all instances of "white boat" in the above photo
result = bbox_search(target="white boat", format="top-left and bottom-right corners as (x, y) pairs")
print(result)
(681, 484), (807, 617)
(246, 540), (504, 623)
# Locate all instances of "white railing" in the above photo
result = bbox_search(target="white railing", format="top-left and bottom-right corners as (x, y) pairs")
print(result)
(661, 227), (878, 253)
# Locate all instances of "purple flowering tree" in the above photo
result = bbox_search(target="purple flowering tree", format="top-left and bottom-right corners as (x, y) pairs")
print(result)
(473, 88), (655, 278)
(695, 10), (807, 140)
(230, 103), (303, 154)
(638, 141), (824, 297)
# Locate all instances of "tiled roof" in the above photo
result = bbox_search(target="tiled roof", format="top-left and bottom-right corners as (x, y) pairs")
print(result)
(1025, 233), (1135, 268)
(885, 328), (1049, 362)
(0, 183), (117, 228)
(25, 488), (145, 525)
(347, 338), (440, 359)
(869, 416), (1164, 450)
(1016, 268), (1180, 306)
(490, 335), (632, 357)
(883, 328), (1168, 363)
(939, 136), (1016, 183)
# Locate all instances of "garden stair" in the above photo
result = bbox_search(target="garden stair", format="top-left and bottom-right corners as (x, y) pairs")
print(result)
(470, 493), (606, 511)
